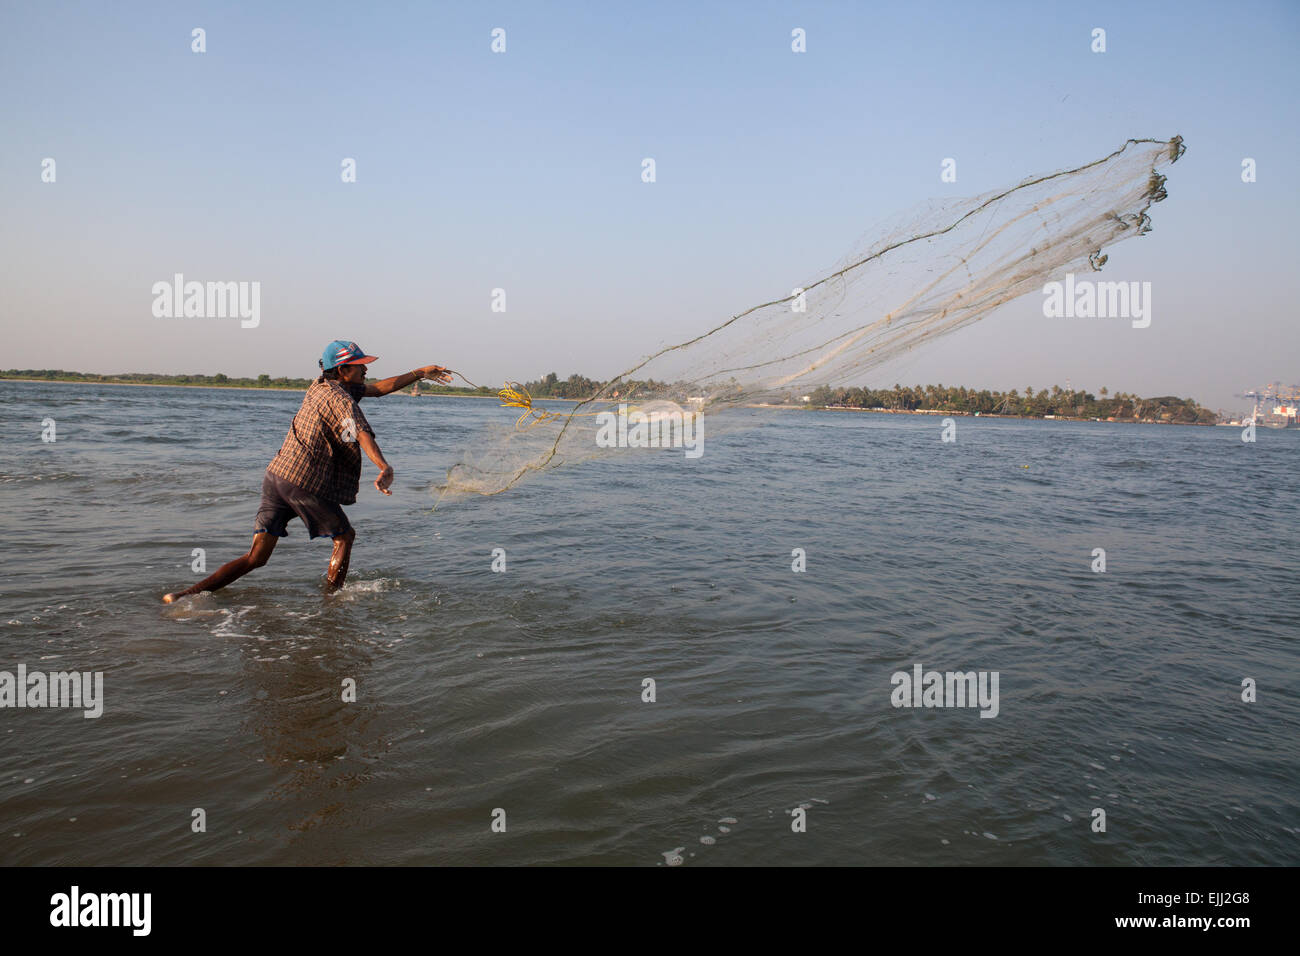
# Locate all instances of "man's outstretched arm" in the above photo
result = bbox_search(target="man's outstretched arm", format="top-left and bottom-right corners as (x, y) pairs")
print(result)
(366, 365), (452, 397)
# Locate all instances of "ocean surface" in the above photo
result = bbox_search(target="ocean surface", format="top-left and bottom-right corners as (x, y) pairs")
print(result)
(0, 380), (1296, 866)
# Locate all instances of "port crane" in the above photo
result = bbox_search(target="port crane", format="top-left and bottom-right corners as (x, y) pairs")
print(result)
(1237, 383), (1300, 422)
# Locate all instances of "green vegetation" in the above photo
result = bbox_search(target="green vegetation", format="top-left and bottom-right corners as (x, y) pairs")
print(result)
(517, 373), (1217, 423)
(0, 368), (489, 395)
(0, 369), (1219, 423)
(1, 368), (316, 389)
(414, 383), (497, 396)
(516, 371), (672, 400)
(805, 383), (1218, 424)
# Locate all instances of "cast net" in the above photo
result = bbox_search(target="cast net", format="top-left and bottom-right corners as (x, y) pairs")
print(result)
(436, 136), (1185, 502)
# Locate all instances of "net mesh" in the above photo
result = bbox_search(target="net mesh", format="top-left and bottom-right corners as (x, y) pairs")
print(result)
(438, 136), (1185, 501)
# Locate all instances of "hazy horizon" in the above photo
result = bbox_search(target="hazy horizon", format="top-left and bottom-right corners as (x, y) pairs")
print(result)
(2, 1), (1297, 415)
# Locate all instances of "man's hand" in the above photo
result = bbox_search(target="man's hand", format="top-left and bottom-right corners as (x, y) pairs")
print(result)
(419, 365), (453, 385)
(358, 430), (393, 494)
(368, 365), (455, 397)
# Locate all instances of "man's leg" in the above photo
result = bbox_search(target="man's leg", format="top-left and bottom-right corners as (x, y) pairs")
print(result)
(325, 528), (355, 592)
(163, 533), (278, 603)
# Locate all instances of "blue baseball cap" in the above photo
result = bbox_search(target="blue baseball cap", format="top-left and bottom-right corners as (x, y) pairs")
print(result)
(321, 340), (378, 371)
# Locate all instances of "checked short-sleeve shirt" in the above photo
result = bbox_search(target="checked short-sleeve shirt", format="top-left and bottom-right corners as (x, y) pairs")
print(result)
(267, 378), (375, 505)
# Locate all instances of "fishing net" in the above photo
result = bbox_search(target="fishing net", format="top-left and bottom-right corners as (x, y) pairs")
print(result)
(436, 136), (1185, 502)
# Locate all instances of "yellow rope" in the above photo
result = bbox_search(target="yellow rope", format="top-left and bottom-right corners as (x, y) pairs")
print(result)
(498, 382), (569, 430)
(430, 373), (611, 513)
(442, 372), (609, 429)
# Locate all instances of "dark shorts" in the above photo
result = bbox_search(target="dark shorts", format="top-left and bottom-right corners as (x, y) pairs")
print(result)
(255, 472), (353, 540)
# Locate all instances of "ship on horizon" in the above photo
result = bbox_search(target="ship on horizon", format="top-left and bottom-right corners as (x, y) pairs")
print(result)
(1241, 383), (1299, 429)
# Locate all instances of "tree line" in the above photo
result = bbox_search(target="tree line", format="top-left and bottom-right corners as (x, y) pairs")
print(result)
(1, 369), (1219, 423)
(0, 368), (491, 395)
(518, 371), (677, 400)
(805, 383), (1217, 423)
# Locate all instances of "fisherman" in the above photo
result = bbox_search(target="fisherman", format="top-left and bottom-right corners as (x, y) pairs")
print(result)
(163, 341), (451, 602)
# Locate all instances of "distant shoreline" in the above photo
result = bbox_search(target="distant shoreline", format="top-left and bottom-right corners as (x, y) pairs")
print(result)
(1, 378), (1220, 423)
(748, 403), (1218, 425)
(2, 377), (301, 393)
(0, 377), (513, 399)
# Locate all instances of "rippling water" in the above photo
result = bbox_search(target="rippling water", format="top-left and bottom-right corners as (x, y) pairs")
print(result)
(1, 380), (1296, 866)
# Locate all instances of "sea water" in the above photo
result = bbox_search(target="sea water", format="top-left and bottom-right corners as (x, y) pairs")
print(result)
(0, 381), (1296, 865)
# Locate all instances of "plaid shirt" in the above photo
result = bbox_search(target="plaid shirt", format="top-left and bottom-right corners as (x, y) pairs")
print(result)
(267, 378), (375, 504)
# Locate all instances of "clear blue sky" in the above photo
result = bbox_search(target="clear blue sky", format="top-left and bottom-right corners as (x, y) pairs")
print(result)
(2, 0), (1297, 412)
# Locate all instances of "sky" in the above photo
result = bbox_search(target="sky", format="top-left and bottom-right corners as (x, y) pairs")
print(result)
(2, 0), (1297, 414)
